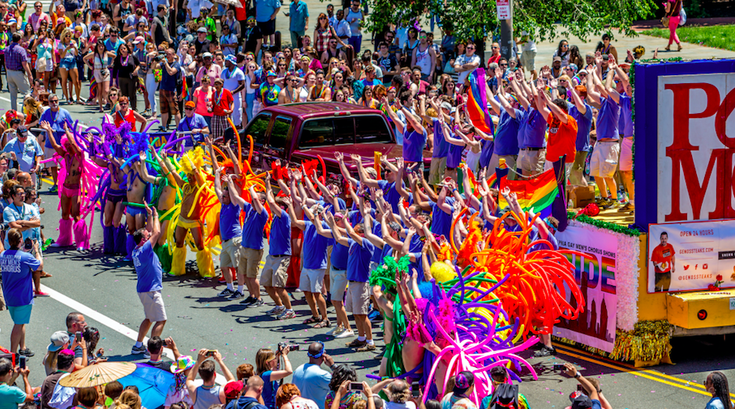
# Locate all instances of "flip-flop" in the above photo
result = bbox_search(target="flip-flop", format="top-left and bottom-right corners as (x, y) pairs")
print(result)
(40, 272), (53, 278)
(302, 316), (320, 325)
(313, 319), (331, 329)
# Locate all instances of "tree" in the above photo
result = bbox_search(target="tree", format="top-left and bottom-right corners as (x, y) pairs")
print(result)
(365, 0), (656, 64)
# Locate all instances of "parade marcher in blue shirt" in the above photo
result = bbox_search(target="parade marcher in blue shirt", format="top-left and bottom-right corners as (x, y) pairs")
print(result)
(130, 203), (167, 357)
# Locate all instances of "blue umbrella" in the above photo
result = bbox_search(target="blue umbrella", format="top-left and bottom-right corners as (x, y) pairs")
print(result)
(119, 363), (175, 409)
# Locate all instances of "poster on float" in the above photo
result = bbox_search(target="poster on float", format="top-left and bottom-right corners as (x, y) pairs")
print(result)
(648, 221), (735, 293)
(555, 225), (617, 353)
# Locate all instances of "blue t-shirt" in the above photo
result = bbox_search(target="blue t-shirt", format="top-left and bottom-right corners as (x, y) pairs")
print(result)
(302, 221), (331, 269)
(432, 119), (449, 158)
(3, 136), (43, 173)
(261, 371), (279, 409)
(160, 61), (182, 92)
(479, 138), (494, 169)
(270, 210), (291, 256)
(706, 397), (732, 409)
(518, 107), (547, 149)
(255, 0), (282, 23)
(0, 249), (41, 307)
(226, 396), (268, 409)
(596, 96), (620, 140)
(403, 127), (427, 163)
(331, 240), (349, 270)
(618, 93), (634, 137)
(132, 241), (164, 293)
(493, 106), (522, 156)
(289, 0), (309, 31)
(369, 220), (383, 264)
(219, 203), (243, 242)
(39, 108), (74, 148)
(447, 142), (463, 169)
(240, 201), (269, 250)
(178, 114), (209, 147)
(0, 384), (27, 409)
(3, 203), (33, 248)
(430, 197), (454, 240)
(347, 238), (375, 282)
(377, 179), (404, 214)
(570, 103), (593, 152)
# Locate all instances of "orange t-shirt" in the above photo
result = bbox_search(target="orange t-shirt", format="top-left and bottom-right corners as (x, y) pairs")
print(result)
(546, 113), (577, 163)
(651, 243), (675, 273)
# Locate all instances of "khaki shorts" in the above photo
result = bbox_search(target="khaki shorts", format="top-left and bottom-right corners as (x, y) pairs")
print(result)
(44, 146), (58, 168)
(345, 281), (371, 315)
(589, 141), (620, 179)
(238, 247), (264, 279)
(329, 267), (348, 301)
(219, 236), (242, 269)
(299, 268), (325, 293)
(261, 254), (290, 287)
(517, 148), (545, 176)
(428, 157), (447, 186)
(138, 291), (167, 322)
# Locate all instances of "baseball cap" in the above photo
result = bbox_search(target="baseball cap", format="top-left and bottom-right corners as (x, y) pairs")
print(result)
(267, 70), (277, 77)
(133, 36), (145, 44)
(224, 381), (243, 400)
(440, 101), (452, 111)
(197, 27), (207, 33)
(553, 56), (562, 62)
(578, 69), (588, 75)
(48, 331), (70, 352)
(568, 63), (578, 72)
(225, 55), (237, 64)
(185, 101), (196, 108)
(203, 52), (213, 59)
(570, 393), (593, 409)
(247, 15), (256, 21)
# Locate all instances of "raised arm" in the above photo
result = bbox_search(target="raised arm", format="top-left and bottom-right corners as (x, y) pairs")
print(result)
(137, 151), (161, 184)
(284, 197), (306, 230)
(363, 213), (385, 249)
(248, 185), (266, 214)
(225, 176), (248, 208)
(335, 152), (359, 186)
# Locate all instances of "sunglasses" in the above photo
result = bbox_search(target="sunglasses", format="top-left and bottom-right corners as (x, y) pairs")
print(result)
(185, 107), (194, 110)
(120, 102), (129, 106)
(491, 46), (499, 49)
(467, 46), (476, 50)
(500, 63), (508, 67)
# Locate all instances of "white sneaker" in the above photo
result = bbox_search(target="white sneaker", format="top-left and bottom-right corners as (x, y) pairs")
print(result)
(335, 329), (355, 339)
(267, 305), (286, 315)
(327, 327), (344, 336)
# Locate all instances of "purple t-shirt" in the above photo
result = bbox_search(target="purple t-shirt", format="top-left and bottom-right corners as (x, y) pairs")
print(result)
(133, 241), (164, 293)
(303, 221), (331, 270)
(432, 119), (449, 158)
(570, 103), (593, 152)
(493, 106), (522, 156)
(618, 93), (634, 137)
(402, 127), (427, 163)
(1, 250), (41, 307)
(447, 142), (464, 168)
(220, 203), (243, 242)
(331, 240), (349, 270)
(518, 107), (547, 149)
(596, 96), (620, 140)
(347, 238), (376, 282)
(430, 197), (455, 240)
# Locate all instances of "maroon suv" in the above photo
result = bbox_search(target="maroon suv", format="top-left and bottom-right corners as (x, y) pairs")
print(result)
(241, 102), (431, 181)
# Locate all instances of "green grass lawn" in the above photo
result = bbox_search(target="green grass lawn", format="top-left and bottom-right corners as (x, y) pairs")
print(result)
(642, 25), (735, 51)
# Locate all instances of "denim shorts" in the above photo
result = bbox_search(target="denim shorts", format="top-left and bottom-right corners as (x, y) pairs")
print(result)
(60, 59), (77, 70)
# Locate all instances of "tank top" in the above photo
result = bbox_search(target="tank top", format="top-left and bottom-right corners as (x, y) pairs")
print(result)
(94, 54), (109, 71)
(414, 44), (431, 75)
(115, 109), (137, 131)
(118, 4), (133, 31)
(193, 385), (221, 409)
(37, 40), (53, 60)
(194, 87), (213, 117)
(299, 86), (309, 102)
(315, 27), (331, 54)
(346, 9), (362, 36)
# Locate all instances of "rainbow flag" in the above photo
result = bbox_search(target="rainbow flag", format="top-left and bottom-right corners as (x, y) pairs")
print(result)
(498, 169), (559, 214)
(467, 68), (494, 135)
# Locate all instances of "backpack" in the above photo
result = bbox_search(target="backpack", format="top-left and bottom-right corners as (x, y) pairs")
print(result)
(489, 383), (520, 409)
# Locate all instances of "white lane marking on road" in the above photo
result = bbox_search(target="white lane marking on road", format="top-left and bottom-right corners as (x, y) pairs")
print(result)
(39, 284), (227, 385)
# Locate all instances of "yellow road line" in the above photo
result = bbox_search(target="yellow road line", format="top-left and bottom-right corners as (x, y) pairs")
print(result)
(553, 346), (712, 397)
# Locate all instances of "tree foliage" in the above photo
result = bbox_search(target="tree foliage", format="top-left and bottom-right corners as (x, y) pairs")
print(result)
(364, 0), (657, 43)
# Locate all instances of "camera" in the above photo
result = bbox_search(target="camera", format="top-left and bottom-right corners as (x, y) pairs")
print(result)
(349, 382), (364, 391)
(205, 349), (218, 357)
(552, 363), (566, 371)
(155, 52), (165, 61)
(278, 342), (300, 352)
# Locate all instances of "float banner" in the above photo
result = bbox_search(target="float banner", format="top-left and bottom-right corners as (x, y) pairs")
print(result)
(648, 221), (735, 293)
(555, 225), (618, 353)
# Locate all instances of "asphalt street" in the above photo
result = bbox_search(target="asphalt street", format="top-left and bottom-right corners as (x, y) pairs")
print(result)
(0, 87), (734, 409)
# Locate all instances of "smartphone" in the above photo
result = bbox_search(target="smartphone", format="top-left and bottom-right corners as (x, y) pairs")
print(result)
(349, 382), (364, 391)
(552, 363), (565, 371)
(411, 381), (420, 398)
(19, 355), (26, 369)
(76, 332), (82, 342)
(205, 350), (218, 357)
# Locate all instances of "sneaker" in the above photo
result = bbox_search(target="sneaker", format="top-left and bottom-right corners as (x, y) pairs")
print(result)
(326, 326), (343, 336)
(218, 288), (235, 297)
(49, 185), (57, 193)
(247, 298), (265, 308)
(335, 329), (355, 339)
(267, 305), (286, 315)
(357, 343), (377, 352)
(277, 309), (296, 320)
(131, 345), (148, 355)
(346, 339), (367, 348)
(533, 346), (557, 357)
(618, 202), (634, 212)
(18, 348), (34, 357)
(233, 292), (248, 301)
(34, 291), (50, 298)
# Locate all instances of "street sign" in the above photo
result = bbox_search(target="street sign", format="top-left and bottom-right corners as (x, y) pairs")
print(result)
(497, 0), (511, 20)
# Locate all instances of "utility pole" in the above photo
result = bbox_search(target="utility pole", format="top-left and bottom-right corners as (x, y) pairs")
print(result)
(498, 0), (513, 60)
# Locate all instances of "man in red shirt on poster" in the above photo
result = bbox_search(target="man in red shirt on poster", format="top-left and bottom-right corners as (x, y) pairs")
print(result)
(651, 231), (675, 292)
